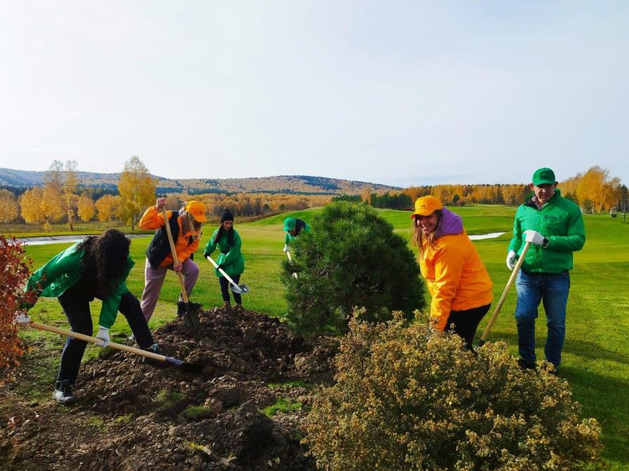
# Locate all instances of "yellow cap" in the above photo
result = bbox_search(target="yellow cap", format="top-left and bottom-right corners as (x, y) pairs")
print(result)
(411, 196), (443, 218)
(185, 200), (207, 223)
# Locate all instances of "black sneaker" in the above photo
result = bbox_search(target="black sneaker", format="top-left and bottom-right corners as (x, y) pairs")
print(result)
(177, 301), (202, 314)
(53, 380), (76, 405)
(143, 343), (166, 367)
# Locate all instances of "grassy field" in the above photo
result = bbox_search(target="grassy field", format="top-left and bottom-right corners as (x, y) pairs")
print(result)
(7, 204), (629, 469)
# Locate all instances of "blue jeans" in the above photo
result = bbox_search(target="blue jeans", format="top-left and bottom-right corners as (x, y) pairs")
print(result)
(515, 270), (570, 367)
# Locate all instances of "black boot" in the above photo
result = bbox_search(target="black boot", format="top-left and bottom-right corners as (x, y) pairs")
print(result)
(53, 380), (76, 405)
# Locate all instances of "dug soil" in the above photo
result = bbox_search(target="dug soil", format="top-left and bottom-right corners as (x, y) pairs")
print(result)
(0, 307), (339, 471)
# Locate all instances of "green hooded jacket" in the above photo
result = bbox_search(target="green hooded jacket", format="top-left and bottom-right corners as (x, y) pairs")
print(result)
(508, 189), (585, 273)
(24, 242), (134, 329)
(203, 228), (245, 277)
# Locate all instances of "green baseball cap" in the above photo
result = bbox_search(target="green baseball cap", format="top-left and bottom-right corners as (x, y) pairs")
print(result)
(532, 167), (556, 186)
(283, 217), (296, 232)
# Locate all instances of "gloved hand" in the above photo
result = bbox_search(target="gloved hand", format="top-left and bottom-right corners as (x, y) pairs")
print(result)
(15, 311), (31, 329)
(283, 244), (289, 253)
(217, 264), (225, 271)
(524, 230), (545, 246)
(95, 326), (110, 348)
(203, 251), (210, 259)
(506, 250), (517, 271)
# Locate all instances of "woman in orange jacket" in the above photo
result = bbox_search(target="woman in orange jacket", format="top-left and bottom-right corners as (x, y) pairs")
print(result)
(412, 196), (493, 349)
(139, 197), (207, 321)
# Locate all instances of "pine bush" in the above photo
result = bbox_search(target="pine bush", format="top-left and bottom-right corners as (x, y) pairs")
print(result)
(282, 202), (425, 337)
(305, 314), (603, 471)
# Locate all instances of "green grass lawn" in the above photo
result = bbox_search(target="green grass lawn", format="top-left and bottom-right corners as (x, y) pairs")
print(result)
(8, 205), (629, 469)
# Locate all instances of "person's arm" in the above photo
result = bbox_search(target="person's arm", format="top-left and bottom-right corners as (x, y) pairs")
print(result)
(507, 210), (524, 254)
(430, 244), (465, 331)
(203, 231), (218, 257)
(22, 246), (80, 310)
(546, 209), (586, 252)
(98, 285), (127, 329)
(178, 231), (200, 262)
(139, 199), (170, 231)
(221, 231), (242, 265)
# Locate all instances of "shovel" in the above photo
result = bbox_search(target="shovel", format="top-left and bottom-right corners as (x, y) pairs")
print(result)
(30, 321), (203, 373)
(286, 250), (298, 279)
(205, 256), (249, 294)
(160, 206), (201, 330)
(477, 241), (531, 348)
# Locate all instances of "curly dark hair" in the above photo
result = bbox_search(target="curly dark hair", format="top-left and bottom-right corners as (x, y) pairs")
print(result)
(78, 229), (131, 297)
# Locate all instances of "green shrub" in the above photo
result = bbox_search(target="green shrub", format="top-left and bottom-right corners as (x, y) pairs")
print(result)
(282, 202), (425, 337)
(304, 314), (603, 471)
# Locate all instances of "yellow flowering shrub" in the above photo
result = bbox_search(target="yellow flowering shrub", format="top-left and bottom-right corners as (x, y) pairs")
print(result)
(304, 314), (603, 471)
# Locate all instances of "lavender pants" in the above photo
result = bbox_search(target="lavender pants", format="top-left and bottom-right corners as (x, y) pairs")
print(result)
(140, 257), (200, 322)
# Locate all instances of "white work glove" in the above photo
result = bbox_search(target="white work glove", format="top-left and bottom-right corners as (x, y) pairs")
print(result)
(283, 244), (290, 253)
(506, 250), (517, 271)
(15, 311), (31, 329)
(524, 230), (545, 246)
(95, 326), (110, 348)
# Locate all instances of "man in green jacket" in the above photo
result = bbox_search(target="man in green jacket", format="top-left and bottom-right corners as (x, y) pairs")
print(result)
(507, 167), (585, 372)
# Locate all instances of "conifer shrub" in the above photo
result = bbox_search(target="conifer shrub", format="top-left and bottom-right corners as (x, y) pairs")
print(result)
(0, 236), (35, 384)
(304, 314), (603, 471)
(281, 202), (425, 337)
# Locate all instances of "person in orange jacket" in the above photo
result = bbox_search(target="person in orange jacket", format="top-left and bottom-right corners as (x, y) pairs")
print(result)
(139, 197), (207, 321)
(412, 196), (493, 349)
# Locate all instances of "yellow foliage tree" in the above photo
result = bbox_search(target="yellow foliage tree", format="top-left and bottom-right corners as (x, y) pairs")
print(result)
(117, 156), (157, 231)
(0, 190), (19, 223)
(77, 192), (96, 222)
(63, 160), (79, 231)
(95, 194), (121, 222)
(576, 166), (621, 213)
(19, 187), (45, 224)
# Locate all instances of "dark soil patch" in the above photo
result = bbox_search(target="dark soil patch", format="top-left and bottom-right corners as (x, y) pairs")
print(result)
(0, 307), (339, 470)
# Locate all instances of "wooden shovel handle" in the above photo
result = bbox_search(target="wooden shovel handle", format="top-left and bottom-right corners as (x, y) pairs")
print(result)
(30, 322), (166, 362)
(479, 241), (532, 342)
(160, 206), (189, 304)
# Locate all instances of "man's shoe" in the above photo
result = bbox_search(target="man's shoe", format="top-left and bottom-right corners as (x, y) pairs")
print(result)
(53, 380), (76, 405)
(223, 301), (232, 311)
(517, 358), (536, 371)
(234, 303), (244, 313)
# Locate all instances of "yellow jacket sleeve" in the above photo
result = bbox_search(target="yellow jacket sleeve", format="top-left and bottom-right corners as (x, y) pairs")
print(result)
(428, 243), (465, 331)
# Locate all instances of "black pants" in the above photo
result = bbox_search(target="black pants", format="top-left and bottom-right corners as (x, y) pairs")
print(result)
(57, 285), (154, 385)
(219, 274), (242, 304)
(445, 303), (491, 350)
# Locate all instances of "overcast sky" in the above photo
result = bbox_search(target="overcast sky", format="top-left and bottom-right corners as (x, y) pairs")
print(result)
(1, 1), (628, 187)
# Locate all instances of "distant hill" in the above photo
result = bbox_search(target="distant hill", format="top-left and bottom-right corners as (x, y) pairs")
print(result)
(0, 168), (400, 195)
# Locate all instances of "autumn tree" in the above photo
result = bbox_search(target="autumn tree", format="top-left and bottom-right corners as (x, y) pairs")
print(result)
(576, 166), (621, 213)
(19, 187), (46, 225)
(63, 160), (79, 231)
(40, 160), (67, 230)
(95, 194), (121, 222)
(117, 156), (156, 231)
(0, 189), (19, 223)
(77, 192), (96, 222)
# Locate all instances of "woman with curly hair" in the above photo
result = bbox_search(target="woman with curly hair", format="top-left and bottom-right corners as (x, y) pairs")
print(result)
(412, 196), (493, 349)
(17, 229), (157, 404)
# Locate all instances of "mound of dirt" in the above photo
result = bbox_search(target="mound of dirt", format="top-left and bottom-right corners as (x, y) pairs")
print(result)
(0, 307), (339, 471)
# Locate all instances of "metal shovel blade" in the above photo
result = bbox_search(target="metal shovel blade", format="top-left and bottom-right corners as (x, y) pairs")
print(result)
(230, 284), (249, 294)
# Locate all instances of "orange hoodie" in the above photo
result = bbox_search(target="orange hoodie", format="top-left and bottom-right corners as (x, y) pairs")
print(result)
(139, 206), (200, 267)
(419, 213), (493, 331)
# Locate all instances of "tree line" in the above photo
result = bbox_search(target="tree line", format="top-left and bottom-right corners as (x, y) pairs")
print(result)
(332, 166), (626, 214)
(0, 162), (625, 228)
(0, 157), (333, 229)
